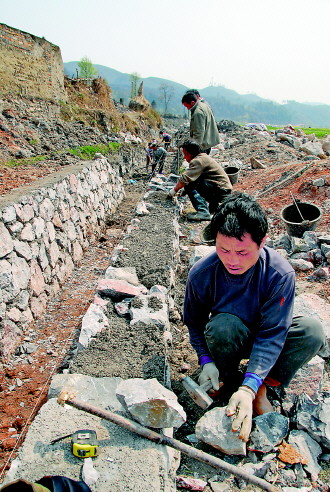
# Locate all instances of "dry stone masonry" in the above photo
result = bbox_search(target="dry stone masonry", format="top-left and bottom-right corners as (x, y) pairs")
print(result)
(0, 151), (144, 358)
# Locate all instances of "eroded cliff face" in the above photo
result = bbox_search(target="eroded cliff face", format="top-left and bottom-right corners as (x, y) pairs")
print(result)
(0, 23), (66, 102)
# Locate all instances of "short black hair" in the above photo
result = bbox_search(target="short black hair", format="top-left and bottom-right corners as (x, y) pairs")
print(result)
(179, 139), (201, 158)
(185, 89), (200, 97)
(209, 192), (268, 246)
(181, 92), (198, 104)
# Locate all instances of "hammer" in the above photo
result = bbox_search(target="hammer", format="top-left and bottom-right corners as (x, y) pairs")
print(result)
(181, 376), (216, 409)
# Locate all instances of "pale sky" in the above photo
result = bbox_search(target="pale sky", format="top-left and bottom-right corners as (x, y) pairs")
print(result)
(2, 0), (330, 105)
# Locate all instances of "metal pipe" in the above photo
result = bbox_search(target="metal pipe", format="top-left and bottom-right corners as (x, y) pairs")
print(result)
(58, 392), (279, 492)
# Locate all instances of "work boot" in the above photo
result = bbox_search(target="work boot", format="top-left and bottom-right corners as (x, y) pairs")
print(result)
(253, 383), (273, 416)
(186, 211), (211, 221)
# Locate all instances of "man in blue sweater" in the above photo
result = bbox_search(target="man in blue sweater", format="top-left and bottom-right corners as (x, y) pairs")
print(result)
(184, 192), (326, 441)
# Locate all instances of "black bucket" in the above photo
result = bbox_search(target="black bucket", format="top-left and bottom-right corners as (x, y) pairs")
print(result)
(280, 202), (322, 237)
(224, 166), (240, 185)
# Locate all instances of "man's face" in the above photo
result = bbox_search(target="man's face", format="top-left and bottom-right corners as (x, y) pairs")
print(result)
(182, 148), (193, 162)
(183, 101), (195, 110)
(215, 232), (266, 275)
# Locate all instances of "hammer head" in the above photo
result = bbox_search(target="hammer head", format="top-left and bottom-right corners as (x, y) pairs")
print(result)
(181, 376), (214, 409)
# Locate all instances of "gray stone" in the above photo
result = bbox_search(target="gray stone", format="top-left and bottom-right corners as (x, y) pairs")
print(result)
(104, 266), (140, 286)
(20, 223), (35, 241)
(12, 255), (30, 291)
(319, 234), (330, 245)
(312, 177), (326, 186)
(2, 205), (17, 223)
(282, 356), (324, 414)
(293, 293), (330, 347)
(15, 203), (35, 222)
(79, 301), (110, 348)
(97, 278), (147, 300)
(114, 298), (131, 317)
(300, 141), (324, 156)
(273, 234), (292, 252)
(294, 393), (330, 449)
(302, 231), (318, 250)
(249, 412), (289, 453)
(0, 259), (14, 302)
(116, 378), (186, 428)
(288, 258), (314, 271)
(309, 266), (329, 279)
(288, 430), (322, 481)
(321, 243), (330, 256)
(13, 240), (32, 261)
(30, 259), (45, 296)
(189, 245), (215, 266)
(0, 222), (13, 257)
(32, 216), (45, 238)
(195, 406), (246, 455)
(136, 200), (149, 216)
(291, 237), (310, 253)
(129, 294), (169, 329)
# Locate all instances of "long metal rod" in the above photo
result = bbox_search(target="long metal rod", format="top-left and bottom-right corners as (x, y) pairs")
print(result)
(58, 393), (279, 492)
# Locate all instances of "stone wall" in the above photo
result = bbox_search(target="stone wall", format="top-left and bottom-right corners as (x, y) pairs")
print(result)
(0, 149), (144, 358)
(0, 23), (66, 101)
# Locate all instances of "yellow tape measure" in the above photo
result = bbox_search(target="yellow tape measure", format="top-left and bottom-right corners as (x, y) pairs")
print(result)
(71, 429), (98, 458)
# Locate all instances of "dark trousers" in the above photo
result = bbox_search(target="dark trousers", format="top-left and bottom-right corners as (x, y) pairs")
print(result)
(204, 313), (326, 387)
(186, 178), (231, 214)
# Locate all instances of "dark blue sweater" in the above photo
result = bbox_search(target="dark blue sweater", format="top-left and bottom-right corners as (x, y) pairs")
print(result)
(183, 246), (295, 390)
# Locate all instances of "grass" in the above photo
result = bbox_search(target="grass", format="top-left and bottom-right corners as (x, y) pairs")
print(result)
(1, 155), (48, 168)
(67, 142), (121, 159)
(1, 142), (122, 168)
(267, 126), (330, 139)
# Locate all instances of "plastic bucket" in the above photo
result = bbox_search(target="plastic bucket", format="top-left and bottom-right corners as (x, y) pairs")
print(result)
(280, 202), (322, 237)
(224, 166), (240, 185)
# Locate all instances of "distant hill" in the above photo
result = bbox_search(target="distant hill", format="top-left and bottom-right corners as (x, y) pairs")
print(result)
(64, 62), (330, 127)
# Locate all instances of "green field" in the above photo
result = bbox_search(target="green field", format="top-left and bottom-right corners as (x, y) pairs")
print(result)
(267, 126), (330, 139)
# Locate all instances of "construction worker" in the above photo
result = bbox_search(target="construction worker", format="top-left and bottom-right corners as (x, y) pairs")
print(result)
(159, 131), (171, 150)
(184, 192), (326, 442)
(150, 144), (167, 175)
(168, 140), (232, 221)
(182, 91), (220, 154)
(145, 142), (154, 172)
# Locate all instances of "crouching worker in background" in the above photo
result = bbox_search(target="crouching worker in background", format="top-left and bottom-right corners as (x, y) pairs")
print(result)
(168, 140), (232, 221)
(184, 192), (326, 441)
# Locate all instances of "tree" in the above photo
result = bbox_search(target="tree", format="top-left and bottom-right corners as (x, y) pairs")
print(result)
(159, 84), (174, 115)
(130, 72), (141, 99)
(78, 56), (97, 79)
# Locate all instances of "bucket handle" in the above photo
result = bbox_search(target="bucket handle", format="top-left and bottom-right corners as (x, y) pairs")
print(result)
(290, 192), (307, 223)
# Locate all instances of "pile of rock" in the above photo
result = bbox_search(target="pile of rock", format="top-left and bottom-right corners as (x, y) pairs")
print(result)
(269, 231), (330, 280)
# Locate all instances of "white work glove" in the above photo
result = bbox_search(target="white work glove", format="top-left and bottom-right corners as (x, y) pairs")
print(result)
(225, 386), (255, 442)
(198, 362), (220, 391)
(167, 188), (176, 198)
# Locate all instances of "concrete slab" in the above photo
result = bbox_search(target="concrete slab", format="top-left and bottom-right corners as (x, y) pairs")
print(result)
(3, 375), (179, 491)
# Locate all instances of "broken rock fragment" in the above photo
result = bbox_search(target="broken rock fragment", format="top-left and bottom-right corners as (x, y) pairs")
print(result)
(104, 265), (140, 286)
(116, 378), (186, 428)
(195, 406), (246, 455)
(294, 393), (330, 449)
(248, 412), (289, 453)
(288, 429), (322, 481)
(96, 278), (147, 300)
(250, 157), (266, 169)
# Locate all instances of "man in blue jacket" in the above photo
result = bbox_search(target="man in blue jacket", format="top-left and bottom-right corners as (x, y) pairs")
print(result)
(184, 192), (326, 441)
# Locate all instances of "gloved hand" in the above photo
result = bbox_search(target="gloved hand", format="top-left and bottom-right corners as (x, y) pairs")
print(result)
(167, 188), (176, 198)
(198, 362), (220, 391)
(225, 386), (255, 442)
